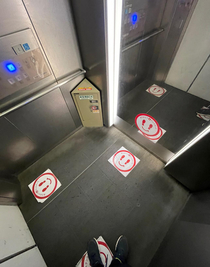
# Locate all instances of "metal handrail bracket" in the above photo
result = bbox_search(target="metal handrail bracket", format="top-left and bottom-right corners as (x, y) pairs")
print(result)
(122, 28), (164, 52)
(0, 69), (86, 117)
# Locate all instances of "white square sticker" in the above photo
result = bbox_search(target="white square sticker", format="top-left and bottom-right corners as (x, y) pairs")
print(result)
(76, 236), (113, 267)
(28, 169), (61, 203)
(146, 84), (167, 97)
(108, 147), (140, 177)
(138, 127), (166, 143)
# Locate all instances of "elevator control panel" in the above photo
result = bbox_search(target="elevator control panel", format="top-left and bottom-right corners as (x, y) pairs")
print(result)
(71, 79), (103, 127)
(123, 1), (146, 45)
(0, 29), (51, 101)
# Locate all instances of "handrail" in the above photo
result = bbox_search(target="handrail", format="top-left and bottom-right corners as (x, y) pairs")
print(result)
(122, 28), (164, 52)
(0, 69), (86, 117)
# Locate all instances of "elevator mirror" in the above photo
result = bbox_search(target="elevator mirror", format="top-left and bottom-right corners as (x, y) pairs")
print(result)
(117, 0), (210, 157)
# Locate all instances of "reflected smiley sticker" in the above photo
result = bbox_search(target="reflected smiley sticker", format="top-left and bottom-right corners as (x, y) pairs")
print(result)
(135, 114), (160, 137)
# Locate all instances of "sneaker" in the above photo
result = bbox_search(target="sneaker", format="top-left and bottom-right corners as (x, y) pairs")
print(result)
(87, 238), (103, 267)
(197, 105), (210, 116)
(114, 235), (129, 264)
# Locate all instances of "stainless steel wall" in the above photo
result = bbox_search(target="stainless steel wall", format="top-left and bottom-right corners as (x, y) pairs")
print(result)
(152, 0), (198, 82)
(0, 0), (84, 176)
(23, 0), (83, 80)
(119, 0), (197, 97)
(165, 130), (210, 191)
(120, 0), (167, 97)
(165, 0), (210, 101)
(71, 0), (109, 126)
(0, 175), (22, 205)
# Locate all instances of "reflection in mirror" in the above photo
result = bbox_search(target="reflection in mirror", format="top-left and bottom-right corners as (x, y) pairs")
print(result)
(117, 0), (210, 156)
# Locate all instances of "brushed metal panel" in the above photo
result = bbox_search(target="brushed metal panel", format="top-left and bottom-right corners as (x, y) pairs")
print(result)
(6, 88), (76, 151)
(122, 28), (164, 52)
(165, 131), (210, 191)
(147, 0), (177, 79)
(188, 56), (210, 101)
(0, 0), (31, 37)
(71, 0), (108, 126)
(0, 29), (39, 61)
(134, 0), (166, 83)
(153, 0), (196, 82)
(0, 30), (52, 101)
(59, 75), (84, 128)
(120, 44), (141, 98)
(0, 69), (85, 116)
(0, 78), (57, 112)
(166, 0), (208, 91)
(0, 117), (40, 175)
(143, 0), (166, 35)
(0, 0), (56, 110)
(0, 176), (22, 205)
(120, 0), (166, 97)
(23, 0), (82, 80)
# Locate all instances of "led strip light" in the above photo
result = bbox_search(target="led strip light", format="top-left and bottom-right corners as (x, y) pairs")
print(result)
(104, 0), (122, 126)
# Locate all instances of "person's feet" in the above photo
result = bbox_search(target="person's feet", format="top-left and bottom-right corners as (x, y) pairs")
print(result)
(87, 238), (103, 267)
(114, 235), (129, 264)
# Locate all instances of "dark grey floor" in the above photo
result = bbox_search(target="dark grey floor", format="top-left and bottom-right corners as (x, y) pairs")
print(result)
(149, 190), (210, 267)
(18, 126), (189, 267)
(118, 80), (210, 153)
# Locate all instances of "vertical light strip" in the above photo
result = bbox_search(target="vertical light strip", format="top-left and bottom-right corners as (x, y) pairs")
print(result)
(105, 0), (122, 126)
(113, 0), (123, 124)
(165, 124), (210, 166)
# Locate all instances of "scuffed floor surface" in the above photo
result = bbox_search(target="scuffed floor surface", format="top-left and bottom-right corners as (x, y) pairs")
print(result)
(19, 126), (189, 267)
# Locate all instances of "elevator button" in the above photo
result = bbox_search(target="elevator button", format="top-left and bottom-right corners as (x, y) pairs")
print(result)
(22, 73), (28, 79)
(12, 44), (25, 55)
(15, 75), (22, 81)
(8, 78), (15, 85)
(30, 56), (37, 65)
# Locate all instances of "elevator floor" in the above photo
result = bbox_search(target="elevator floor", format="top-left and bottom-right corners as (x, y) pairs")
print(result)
(18, 126), (189, 267)
(118, 80), (210, 153)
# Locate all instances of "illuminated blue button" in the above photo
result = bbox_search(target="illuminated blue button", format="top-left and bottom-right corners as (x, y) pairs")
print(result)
(131, 14), (138, 24)
(6, 63), (16, 72)
(22, 43), (30, 51)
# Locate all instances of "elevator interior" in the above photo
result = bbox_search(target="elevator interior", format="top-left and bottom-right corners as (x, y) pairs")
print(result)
(117, 0), (210, 157)
(0, 0), (210, 266)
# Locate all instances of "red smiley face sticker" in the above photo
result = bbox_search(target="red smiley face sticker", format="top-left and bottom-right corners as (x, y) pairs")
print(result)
(113, 150), (136, 172)
(32, 172), (57, 199)
(147, 84), (166, 97)
(135, 114), (160, 137)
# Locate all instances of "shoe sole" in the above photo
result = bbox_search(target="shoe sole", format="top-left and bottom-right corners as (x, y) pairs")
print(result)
(115, 235), (123, 250)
